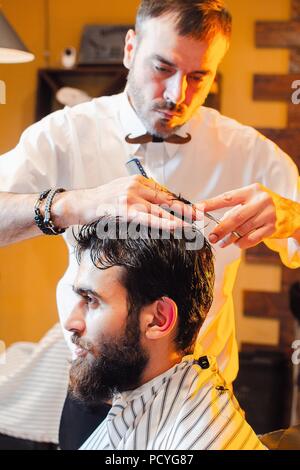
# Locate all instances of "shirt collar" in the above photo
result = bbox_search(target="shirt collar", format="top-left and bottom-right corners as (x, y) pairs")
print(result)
(164, 120), (192, 159)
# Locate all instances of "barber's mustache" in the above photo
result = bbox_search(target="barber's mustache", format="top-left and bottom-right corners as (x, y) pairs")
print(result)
(153, 99), (184, 114)
(71, 334), (94, 352)
(125, 99), (191, 144)
(125, 133), (192, 144)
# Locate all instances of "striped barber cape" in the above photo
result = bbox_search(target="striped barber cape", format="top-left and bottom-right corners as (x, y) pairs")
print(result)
(81, 355), (266, 450)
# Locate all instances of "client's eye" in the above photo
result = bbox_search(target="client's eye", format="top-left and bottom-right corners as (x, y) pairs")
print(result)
(82, 295), (98, 308)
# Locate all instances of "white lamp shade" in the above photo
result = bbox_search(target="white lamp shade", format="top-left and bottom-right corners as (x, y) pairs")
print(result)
(0, 12), (35, 63)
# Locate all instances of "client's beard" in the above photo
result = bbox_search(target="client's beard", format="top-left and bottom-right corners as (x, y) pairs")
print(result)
(69, 313), (149, 406)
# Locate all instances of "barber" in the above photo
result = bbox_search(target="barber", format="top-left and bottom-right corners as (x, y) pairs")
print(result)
(0, 0), (299, 449)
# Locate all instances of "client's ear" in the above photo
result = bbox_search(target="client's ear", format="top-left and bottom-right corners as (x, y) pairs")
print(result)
(145, 297), (178, 340)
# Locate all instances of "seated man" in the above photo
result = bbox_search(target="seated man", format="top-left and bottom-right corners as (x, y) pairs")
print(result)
(65, 216), (266, 450)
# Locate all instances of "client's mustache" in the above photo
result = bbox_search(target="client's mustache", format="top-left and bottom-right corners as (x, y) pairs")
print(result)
(71, 334), (94, 352)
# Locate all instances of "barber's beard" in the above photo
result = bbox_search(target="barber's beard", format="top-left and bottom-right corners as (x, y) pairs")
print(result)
(69, 314), (149, 406)
(126, 67), (185, 138)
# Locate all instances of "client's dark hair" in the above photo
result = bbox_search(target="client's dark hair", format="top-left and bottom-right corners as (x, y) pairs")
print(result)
(75, 217), (214, 355)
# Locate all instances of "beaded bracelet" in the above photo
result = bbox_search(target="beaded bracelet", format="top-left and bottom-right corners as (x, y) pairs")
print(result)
(34, 189), (53, 235)
(34, 188), (66, 235)
(44, 188), (66, 235)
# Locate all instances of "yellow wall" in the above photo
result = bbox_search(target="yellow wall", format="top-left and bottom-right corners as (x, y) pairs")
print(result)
(0, 0), (140, 346)
(0, 0), (292, 346)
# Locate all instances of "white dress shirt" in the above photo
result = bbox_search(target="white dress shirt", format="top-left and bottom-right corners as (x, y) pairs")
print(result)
(0, 324), (70, 443)
(0, 92), (299, 442)
(80, 355), (266, 450)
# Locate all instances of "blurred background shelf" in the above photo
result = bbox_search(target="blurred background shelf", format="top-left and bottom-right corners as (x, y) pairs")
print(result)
(35, 65), (128, 120)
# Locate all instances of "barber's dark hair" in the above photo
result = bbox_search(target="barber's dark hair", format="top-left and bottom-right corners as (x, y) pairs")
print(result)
(136, 0), (232, 40)
(75, 217), (214, 355)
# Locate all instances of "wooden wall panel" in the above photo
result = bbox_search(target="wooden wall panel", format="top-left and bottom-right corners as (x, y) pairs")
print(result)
(292, 0), (300, 19)
(256, 21), (300, 48)
(246, 244), (281, 264)
(289, 49), (300, 73)
(287, 102), (300, 128)
(244, 288), (297, 355)
(253, 74), (299, 101)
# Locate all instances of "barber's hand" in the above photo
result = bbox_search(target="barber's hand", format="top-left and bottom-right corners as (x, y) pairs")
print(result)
(199, 183), (298, 250)
(53, 175), (195, 230)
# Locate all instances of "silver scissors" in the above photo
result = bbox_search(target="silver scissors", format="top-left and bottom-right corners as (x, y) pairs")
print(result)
(201, 211), (242, 239)
(126, 158), (242, 239)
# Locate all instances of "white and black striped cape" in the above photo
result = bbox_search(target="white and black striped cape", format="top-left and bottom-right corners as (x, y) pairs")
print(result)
(80, 356), (266, 450)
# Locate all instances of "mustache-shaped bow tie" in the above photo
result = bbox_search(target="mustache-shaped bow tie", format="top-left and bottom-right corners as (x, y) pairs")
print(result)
(125, 133), (192, 145)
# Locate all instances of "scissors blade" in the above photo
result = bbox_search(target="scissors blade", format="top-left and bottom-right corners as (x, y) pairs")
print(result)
(203, 211), (221, 225)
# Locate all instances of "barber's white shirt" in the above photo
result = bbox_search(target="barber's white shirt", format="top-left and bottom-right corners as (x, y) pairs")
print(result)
(0, 92), (299, 441)
(0, 324), (70, 443)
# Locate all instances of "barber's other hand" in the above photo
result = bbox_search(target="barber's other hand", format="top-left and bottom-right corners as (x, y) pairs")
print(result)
(199, 183), (299, 249)
(52, 175), (194, 230)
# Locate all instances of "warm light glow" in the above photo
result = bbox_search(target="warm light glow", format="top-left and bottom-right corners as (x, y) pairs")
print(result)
(0, 47), (34, 63)
(0, 10), (35, 64)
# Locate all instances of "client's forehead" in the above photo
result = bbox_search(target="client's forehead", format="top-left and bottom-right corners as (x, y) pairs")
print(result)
(75, 251), (126, 298)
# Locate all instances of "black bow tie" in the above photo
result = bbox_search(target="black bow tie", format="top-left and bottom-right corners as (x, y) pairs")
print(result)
(125, 133), (191, 145)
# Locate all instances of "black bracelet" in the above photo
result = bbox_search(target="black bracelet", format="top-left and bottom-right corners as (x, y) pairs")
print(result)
(34, 190), (54, 235)
(44, 188), (67, 235)
(34, 188), (66, 235)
